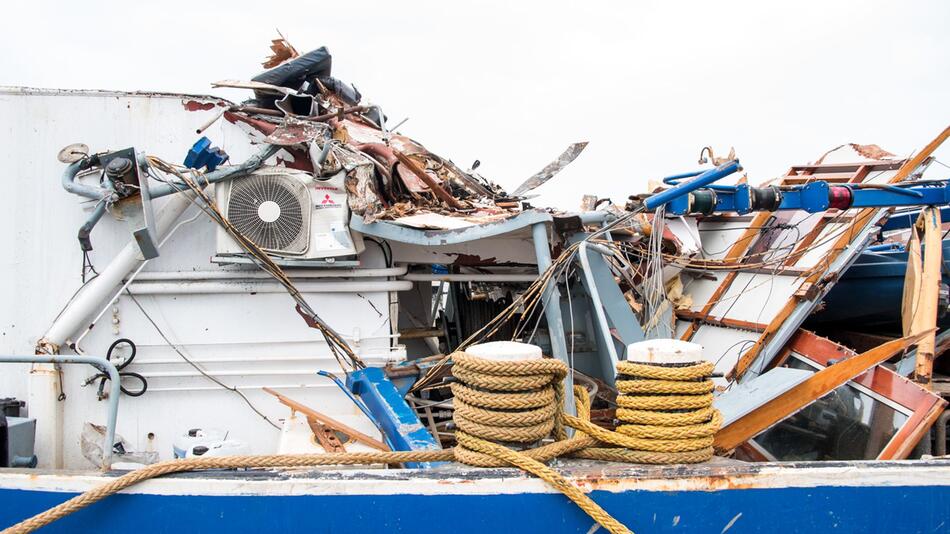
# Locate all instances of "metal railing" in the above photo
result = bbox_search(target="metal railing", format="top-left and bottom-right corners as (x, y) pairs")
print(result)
(0, 354), (119, 469)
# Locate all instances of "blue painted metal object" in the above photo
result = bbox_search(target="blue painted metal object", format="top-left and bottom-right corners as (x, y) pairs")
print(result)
(532, 222), (576, 420)
(647, 160), (741, 211)
(666, 177), (950, 216)
(809, 238), (950, 329)
(881, 206), (950, 232)
(346, 367), (442, 468)
(183, 136), (229, 172)
(316, 370), (385, 434)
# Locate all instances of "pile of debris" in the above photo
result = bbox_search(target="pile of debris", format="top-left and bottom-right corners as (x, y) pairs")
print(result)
(211, 40), (587, 230)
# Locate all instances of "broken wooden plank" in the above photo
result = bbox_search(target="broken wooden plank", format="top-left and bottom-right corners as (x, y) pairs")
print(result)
(785, 330), (947, 460)
(878, 397), (948, 460)
(675, 310), (767, 332)
(393, 150), (464, 209)
(902, 225), (924, 337)
(728, 126), (950, 380)
(714, 332), (929, 452)
(912, 207), (942, 388)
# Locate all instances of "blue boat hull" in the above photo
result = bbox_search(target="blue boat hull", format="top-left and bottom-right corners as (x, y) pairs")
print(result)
(810, 240), (950, 329)
(3, 460), (949, 533)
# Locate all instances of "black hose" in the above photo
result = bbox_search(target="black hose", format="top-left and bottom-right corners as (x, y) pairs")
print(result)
(95, 338), (148, 398)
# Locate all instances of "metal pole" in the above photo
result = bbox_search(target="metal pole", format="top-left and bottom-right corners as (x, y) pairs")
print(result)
(644, 160), (741, 210)
(40, 192), (198, 350)
(0, 354), (119, 470)
(578, 242), (620, 371)
(578, 211), (612, 225)
(149, 145), (279, 198)
(531, 222), (576, 419)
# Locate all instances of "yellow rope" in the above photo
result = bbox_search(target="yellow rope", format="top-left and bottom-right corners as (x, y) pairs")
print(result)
(615, 378), (714, 395)
(616, 361), (714, 380)
(446, 353), (721, 534)
(3, 355), (721, 534)
(616, 406), (717, 426)
(616, 393), (714, 410)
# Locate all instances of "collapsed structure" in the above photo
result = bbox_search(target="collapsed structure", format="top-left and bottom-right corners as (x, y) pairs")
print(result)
(1, 38), (950, 533)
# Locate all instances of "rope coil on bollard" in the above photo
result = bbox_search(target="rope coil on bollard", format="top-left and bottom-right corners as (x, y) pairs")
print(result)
(2, 353), (721, 534)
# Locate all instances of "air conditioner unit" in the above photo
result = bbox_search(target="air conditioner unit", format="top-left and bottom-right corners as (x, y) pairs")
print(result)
(215, 166), (363, 260)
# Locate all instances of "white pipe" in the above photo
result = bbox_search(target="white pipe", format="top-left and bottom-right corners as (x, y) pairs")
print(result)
(137, 369), (347, 378)
(72, 212), (204, 353)
(32, 190), (199, 469)
(402, 273), (538, 282)
(132, 266), (407, 281)
(130, 333), (402, 349)
(145, 383), (333, 393)
(40, 191), (200, 349)
(124, 280), (412, 295)
(26, 369), (62, 468)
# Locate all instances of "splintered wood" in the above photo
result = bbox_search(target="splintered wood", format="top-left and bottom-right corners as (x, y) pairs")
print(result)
(263, 34), (299, 68)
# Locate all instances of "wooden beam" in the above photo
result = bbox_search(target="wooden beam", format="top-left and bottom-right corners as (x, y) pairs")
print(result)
(912, 207), (942, 388)
(263, 387), (390, 452)
(902, 225), (923, 337)
(393, 150), (464, 209)
(789, 161), (905, 173)
(675, 310), (767, 332)
(714, 332), (928, 452)
(894, 125), (950, 183)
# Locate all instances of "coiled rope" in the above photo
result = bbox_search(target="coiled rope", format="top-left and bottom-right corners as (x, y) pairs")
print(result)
(445, 353), (719, 534)
(612, 361), (721, 459)
(2, 355), (720, 534)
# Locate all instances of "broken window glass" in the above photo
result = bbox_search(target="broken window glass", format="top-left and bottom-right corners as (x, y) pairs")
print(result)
(753, 356), (909, 461)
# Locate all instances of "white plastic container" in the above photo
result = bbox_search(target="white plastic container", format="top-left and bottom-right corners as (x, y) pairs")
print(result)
(172, 428), (227, 458)
(466, 341), (542, 362)
(625, 339), (708, 365)
(185, 439), (250, 458)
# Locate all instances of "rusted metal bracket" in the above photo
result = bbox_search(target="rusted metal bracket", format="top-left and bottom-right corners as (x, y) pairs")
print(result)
(264, 387), (389, 452)
(306, 417), (346, 453)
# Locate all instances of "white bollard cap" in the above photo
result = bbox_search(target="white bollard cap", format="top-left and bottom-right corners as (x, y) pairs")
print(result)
(466, 341), (543, 362)
(626, 339), (710, 365)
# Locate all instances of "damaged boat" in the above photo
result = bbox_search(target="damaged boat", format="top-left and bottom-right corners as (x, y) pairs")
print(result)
(1, 41), (950, 533)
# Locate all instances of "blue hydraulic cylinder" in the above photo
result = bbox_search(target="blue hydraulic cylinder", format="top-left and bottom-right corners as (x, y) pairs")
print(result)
(646, 160), (742, 211)
(667, 179), (950, 215)
(346, 367), (443, 468)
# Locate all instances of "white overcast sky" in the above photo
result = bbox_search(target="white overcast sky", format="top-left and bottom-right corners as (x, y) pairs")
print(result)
(2, 0), (949, 209)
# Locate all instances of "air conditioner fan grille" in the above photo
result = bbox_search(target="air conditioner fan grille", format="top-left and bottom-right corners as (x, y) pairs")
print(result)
(226, 173), (310, 254)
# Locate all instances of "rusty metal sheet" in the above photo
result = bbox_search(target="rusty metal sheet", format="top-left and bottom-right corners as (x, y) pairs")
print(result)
(511, 142), (588, 197)
(264, 117), (328, 145)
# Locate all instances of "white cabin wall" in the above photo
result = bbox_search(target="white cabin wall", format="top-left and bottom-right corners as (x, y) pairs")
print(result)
(0, 89), (404, 468)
